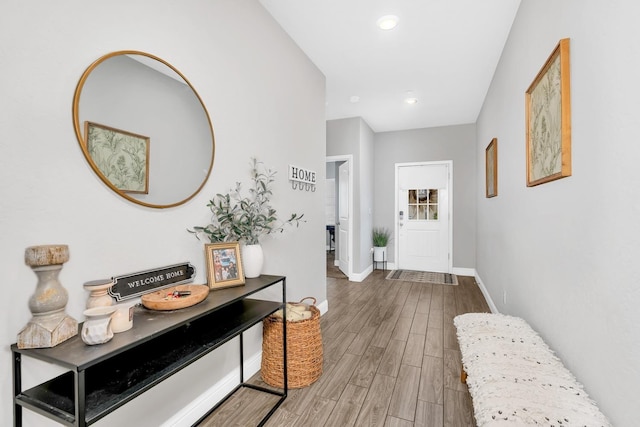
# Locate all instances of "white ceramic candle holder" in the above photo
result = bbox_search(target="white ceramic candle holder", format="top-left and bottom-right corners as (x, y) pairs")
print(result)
(83, 279), (114, 309)
(81, 306), (117, 345)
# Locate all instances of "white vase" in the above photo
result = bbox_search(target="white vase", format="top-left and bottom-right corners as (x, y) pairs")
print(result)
(373, 246), (387, 262)
(241, 244), (264, 278)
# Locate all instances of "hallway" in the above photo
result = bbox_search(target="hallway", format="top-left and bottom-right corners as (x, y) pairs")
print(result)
(200, 265), (490, 426)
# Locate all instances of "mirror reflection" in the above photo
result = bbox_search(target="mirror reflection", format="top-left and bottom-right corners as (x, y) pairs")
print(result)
(73, 51), (215, 208)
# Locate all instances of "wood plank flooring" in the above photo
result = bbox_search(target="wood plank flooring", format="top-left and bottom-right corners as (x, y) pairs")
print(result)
(198, 258), (490, 426)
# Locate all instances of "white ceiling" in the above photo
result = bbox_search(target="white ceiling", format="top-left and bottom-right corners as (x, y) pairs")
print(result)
(259, 0), (521, 133)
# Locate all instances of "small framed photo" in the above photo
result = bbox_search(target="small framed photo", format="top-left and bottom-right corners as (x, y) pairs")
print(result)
(205, 242), (245, 290)
(85, 121), (150, 194)
(485, 138), (498, 198)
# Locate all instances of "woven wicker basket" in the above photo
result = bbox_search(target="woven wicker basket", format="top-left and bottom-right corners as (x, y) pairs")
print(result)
(261, 297), (323, 389)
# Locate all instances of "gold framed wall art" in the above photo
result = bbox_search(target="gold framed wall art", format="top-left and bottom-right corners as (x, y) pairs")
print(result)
(85, 121), (150, 193)
(486, 138), (498, 198)
(525, 38), (571, 187)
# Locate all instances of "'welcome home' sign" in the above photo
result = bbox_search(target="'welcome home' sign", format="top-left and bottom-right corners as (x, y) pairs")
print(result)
(109, 262), (196, 301)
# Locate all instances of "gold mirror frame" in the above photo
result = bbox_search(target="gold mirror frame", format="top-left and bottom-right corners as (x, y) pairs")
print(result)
(72, 50), (215, 208)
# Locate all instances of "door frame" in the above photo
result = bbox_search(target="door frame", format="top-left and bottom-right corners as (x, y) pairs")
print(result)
(394, 160), (454, 273)
(326, 155), (353, 280)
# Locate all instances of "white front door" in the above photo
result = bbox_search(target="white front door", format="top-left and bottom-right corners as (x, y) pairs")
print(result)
(397, 162), (452, 273)
(337, 161), (350, 276)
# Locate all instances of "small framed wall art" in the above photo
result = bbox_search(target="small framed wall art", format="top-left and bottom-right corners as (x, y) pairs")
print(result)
(205, 242), (245, 290)
(525, 38), (571, 187)
(485, 138), (498, 198)
(85, 121), (150, 194)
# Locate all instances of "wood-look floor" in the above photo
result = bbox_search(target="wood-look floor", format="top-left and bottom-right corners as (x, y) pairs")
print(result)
(198, 255), (490, 427)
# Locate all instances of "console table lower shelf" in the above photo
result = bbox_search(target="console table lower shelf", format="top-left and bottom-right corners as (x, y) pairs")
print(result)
(12, 275), (288, 427)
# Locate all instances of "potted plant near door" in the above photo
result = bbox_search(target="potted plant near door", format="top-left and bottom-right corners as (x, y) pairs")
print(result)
(372, 227), (391, 262)
(189, 158), (304, 278)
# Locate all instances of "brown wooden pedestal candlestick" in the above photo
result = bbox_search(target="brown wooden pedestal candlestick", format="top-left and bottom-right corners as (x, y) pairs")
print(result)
(17, 244), (78, 349)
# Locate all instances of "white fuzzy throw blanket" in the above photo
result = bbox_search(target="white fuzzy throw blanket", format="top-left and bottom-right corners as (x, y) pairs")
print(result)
(454, 313), (611, 426)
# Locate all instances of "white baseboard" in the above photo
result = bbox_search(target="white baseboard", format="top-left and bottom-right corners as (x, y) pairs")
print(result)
(453, 267), (475, 277)
(317, 299), (329, 315)
(162, 351), (263, 426)
(473, 271), (499, 314)
(350, 264), (373, 282)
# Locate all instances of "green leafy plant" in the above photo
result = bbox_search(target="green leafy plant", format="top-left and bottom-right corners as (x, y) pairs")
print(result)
(372, 227), (391, 247)
(190, 158), (304, 245)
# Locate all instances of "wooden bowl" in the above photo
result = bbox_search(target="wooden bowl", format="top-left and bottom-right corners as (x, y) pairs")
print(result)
(141, 284), (209, 311)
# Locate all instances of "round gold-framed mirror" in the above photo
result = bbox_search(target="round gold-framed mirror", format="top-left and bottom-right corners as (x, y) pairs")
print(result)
(73, 51), (215, 208)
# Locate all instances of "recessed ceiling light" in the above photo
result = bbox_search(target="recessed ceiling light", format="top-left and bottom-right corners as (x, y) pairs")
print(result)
(376, 15), (399, 31)
(350, 95), (360, 103)
(404, 91), (418, 105)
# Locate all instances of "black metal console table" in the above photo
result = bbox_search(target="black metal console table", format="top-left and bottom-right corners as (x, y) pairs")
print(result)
(12, 275), (287, 427)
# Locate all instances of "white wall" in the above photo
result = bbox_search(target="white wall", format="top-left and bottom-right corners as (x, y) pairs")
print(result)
(476, 1), (640, 425)
(358, 120), (375, 273)
(374, 124), (477, 269)
(0, 1), (326, 425)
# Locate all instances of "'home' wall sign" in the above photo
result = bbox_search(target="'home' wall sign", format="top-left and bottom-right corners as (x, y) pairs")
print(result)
(288, 164), (316, 191)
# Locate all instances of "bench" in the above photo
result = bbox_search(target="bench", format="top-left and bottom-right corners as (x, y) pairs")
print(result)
(453, 313), (611, 426)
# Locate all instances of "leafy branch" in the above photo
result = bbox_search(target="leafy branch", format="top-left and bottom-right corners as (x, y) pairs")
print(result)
(190, 158), (304, 245)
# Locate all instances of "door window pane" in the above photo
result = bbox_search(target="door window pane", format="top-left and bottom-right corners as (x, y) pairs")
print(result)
(408, 205), (417, 220)
(418, 205), (427, 219)
(407, 188), (438, 221)
(428, 205), (438, 220)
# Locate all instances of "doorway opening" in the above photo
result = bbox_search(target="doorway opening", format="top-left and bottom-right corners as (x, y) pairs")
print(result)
(326, 155), (353, 280)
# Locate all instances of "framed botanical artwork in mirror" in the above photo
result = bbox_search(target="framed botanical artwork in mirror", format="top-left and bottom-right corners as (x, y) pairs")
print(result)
(205, 242), (245, 290)
(485, 138), (498, 198)
(73, 50), (215, 208)
(525, 38), (571, 187)
(85, 121), (150, 194)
